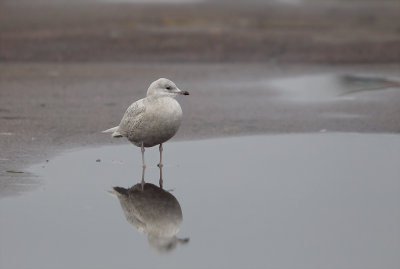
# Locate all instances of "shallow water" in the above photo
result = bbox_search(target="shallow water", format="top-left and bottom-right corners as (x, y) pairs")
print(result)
(1, 134), (400, 269)
(268, 73), (399, 102)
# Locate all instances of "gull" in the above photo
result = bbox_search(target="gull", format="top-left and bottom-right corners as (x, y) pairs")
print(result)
(103, 78), (189, 186)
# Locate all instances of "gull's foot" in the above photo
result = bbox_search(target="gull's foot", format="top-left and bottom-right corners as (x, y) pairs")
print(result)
(159, 178), (163, 189)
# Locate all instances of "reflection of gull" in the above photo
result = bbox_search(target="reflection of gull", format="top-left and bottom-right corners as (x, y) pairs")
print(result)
(102, 78), (189, 187)
(109, 183), (189, 253)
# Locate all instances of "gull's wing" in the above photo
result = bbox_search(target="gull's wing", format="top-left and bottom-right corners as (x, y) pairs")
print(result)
(118, 98), (146, 136)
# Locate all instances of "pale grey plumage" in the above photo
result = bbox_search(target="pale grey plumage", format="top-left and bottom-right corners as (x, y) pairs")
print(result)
(103, 78), (188, 147)
(103, 78), (189, 172)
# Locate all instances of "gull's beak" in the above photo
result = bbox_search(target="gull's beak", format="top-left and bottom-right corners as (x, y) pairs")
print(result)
(178, 88), (190, 95)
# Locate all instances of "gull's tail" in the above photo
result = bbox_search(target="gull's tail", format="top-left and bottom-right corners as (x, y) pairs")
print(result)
(102, 126), (123, 138)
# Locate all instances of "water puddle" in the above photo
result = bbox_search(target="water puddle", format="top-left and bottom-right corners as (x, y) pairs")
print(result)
(268, 74), (400, 102)
(1, 134), (400, 268)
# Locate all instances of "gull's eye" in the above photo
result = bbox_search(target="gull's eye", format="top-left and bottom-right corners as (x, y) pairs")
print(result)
(166, 86), (171, 90)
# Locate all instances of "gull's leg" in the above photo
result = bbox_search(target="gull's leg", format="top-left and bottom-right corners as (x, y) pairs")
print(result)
(141, 142), (146, 168)
(141, 142), (146, 190)
(158, 143), (164, 188)
(159, 163), (163, 189)
(157, 143), (163, 168)
(141, 165), (146, 191)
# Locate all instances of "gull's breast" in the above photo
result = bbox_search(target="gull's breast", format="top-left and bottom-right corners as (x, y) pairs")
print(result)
(131, 97), (183, 147)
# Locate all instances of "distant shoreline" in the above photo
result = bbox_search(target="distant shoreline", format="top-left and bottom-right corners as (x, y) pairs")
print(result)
(1, 2), (399, 63)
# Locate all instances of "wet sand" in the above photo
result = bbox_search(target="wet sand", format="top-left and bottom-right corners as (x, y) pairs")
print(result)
(1, 1), (400, 197)
(1, 62), (400, 197)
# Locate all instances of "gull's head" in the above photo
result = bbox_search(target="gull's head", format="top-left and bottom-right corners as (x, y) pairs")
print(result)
(147, 78), (189, 98)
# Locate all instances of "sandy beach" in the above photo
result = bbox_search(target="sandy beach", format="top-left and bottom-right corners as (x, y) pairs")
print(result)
(1, 1), (400, 197)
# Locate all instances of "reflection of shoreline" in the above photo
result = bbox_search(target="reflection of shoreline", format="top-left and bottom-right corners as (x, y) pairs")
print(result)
(109, 183), (189, 253)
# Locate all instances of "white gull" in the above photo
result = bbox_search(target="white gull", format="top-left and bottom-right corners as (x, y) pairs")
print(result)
(103, 78), (189, 185)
